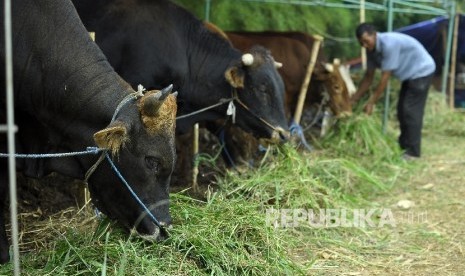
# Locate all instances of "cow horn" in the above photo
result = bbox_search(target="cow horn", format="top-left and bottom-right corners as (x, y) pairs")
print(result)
(158, 84), (174, 101)
(142, 84), (173, 117)
(274, 61), (283, 68)
(324, 63), (334, 73)
(242, 53), (254, 66)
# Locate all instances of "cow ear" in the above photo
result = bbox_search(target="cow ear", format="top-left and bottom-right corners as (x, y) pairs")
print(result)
(225, 66), (245, 88)
(313, 71), (327, 81)
(93, 121), (129, 156)
(313, 64), (330, 81)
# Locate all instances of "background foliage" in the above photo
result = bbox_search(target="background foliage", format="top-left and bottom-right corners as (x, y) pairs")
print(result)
(174, 0), (457, 62)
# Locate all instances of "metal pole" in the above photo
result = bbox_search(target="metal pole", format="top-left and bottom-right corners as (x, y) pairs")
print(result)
(205, 0), (212, 22)
(382, 0), (394, 133)
(4, 0), (20, 274)
(448, 12), (459, 108)
(441, 1), (456, 100)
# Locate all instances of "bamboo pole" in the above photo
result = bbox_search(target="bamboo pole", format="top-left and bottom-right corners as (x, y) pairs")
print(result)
(192, 123), (200, 192)
(82, 32), (96, 208)
(448, 13), (459, 109)
(293, 35), (324, 125)
(360, 0), (367, 70)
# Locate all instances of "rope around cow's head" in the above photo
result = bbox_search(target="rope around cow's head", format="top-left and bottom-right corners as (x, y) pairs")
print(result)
(84, 84), (175, 232)
(175, 88), (280, 133)
(0, 85), (171, 236)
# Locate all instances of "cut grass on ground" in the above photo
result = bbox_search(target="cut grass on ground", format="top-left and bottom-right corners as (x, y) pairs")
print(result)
(1, 92), (463, 275)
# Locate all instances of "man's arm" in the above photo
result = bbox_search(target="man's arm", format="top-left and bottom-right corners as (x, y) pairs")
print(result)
(364, 70), (391, 114)
(351, 69), (375, 104)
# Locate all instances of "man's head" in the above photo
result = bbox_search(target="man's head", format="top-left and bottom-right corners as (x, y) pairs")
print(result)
(355, 23), (377, 51)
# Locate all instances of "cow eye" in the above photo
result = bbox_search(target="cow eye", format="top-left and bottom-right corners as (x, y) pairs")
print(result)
(145, 156), (160, 172)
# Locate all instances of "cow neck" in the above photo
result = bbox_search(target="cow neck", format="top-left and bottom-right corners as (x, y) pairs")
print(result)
(13, 1), (132, 143)
(183, 24), (242, 120)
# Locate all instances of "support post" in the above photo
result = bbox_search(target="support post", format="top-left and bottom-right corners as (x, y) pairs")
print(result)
(448, 12), (459, 109)
(204, 0), (211, 22)
(360, 0), (367, 70)
(382, 0), (394, 133)
(192, 123), (199, 193)
(293, 35), (324, 125)
(4, 0), (20, 273)
(82, 32), (96, 208)
(441, 1), (456, 99)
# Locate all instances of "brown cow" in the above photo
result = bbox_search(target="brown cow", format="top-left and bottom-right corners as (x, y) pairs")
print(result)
(225, 31), (353, 119)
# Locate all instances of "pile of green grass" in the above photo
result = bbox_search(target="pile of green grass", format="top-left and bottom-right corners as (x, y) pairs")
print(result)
(220, 146), (384, 210)
(321, 114), (401, 161)
(1, 193), (303, 275)
(1, 104), (416, 275)
(219, 112), (406, 211)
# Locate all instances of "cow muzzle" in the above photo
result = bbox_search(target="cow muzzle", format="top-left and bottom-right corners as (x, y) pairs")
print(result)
(133, 202), (171, 242)
(268, 127), (290, 143)
(136, 221), (171, 242)
(337, 111), (352, 118)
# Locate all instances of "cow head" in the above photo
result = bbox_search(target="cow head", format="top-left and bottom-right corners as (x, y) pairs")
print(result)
(314, 59), (352, 117)
(224, 45), (289, 142)
(90, 86), (177, 240)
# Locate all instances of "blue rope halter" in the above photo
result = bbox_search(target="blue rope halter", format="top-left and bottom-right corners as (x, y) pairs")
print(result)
(289, 120), (314, 151)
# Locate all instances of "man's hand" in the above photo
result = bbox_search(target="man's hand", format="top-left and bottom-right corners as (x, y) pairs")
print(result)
(351, 70), (375, 107)
(364, 71), (391, 115)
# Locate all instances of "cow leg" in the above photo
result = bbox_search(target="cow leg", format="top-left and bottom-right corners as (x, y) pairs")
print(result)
(172, 131), (193, 187)
(205, 121), (256, 168)
(221, 125), (257, 168)
(205, 121), (240, 167)
(0, 160), (10, 264)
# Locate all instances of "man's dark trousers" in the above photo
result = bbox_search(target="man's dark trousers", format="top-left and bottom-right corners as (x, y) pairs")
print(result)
(397, 74), (433, 157)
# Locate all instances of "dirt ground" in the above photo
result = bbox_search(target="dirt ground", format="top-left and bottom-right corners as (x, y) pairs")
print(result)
(300, 119), (465, 275)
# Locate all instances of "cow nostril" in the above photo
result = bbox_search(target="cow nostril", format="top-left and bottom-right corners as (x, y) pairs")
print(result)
(159, 226), (170, 240)
(276, 128), (290, 141)
(159, 221), (172, 229)
(157, 221), (172, 239)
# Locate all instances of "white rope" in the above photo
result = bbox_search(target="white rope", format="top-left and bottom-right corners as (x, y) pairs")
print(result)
(176, 98), (233, 120)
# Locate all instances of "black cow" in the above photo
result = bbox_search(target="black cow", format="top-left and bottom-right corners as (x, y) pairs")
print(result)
(0, 0), (177, 263)
(72, 0), (289, 142)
